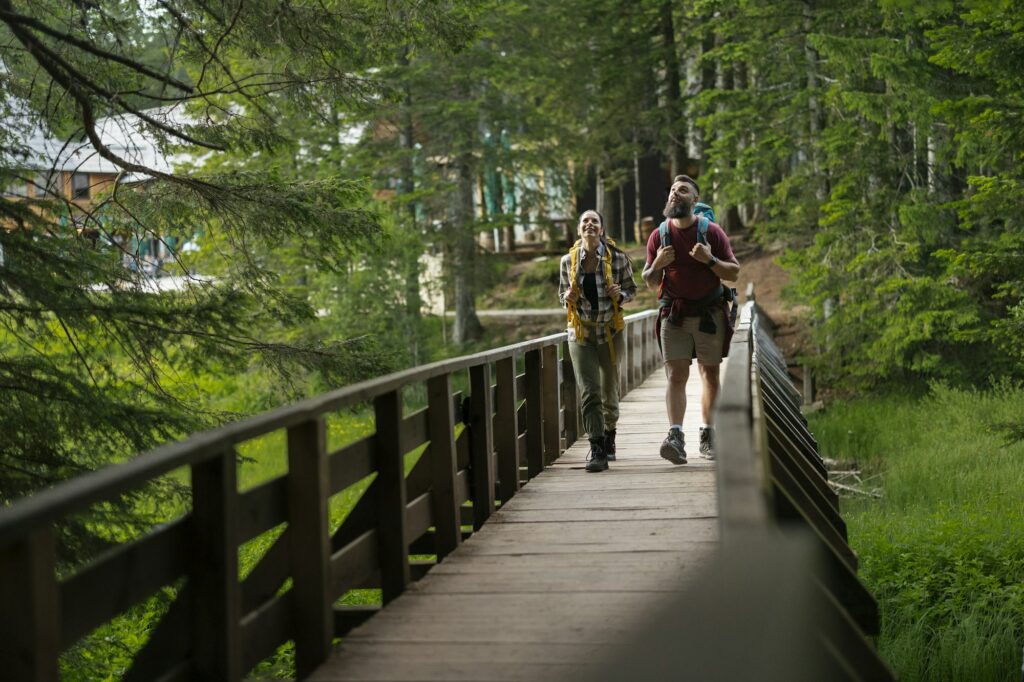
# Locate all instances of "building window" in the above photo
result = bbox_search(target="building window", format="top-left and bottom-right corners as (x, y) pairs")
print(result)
(33, 171), (63, 199)
(72, 173), (90, 200)
(3, 177), (27, 197)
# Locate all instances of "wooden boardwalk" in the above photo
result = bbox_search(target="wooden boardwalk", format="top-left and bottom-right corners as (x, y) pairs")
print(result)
(310, 367), (721, 682)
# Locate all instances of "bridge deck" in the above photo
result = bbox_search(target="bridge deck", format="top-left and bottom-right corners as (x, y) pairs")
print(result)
(310, 368), (720, 682)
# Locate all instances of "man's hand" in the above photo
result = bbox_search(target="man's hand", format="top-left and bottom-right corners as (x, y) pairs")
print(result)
(565, 285), (580, 305)
(689, 242), (712, 264)
(652, 245), (675, 270)
(606, 283), (622, 304)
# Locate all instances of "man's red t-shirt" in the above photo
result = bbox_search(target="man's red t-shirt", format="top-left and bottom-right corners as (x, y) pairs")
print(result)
(645, 218), (735, 302)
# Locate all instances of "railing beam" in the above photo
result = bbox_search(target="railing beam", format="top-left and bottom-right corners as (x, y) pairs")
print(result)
(189, 450), (242, 681)
(0, 527), (59, 682)
(287, 417), (332, 678)
(541, 345), (561, 466)
(374, 390), (410, 604)
(494, 356), (520, 504)
(427, 373), (461, 559)
(524, 349), (544, 478)
(468, 364), (496, 528)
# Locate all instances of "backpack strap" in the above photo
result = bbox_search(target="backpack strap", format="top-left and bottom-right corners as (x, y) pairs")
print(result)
(658, 219), (670, 248)
(696, 215), (710, 245)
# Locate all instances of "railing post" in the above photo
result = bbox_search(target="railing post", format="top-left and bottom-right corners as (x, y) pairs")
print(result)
(524, 348), (544, 478)
(374, 390), (409, 604)
(626, 323), (634, 387)
(0, 528), (59, 682)
(427, 373), (461, 559)
(287, 418), (332, 678)
(560, 341), (579, 447)
(468, 364), (496, 529)
(541, 344), (561, 465)
(494, 356), (520, 505)
(190, 450), (242, 681)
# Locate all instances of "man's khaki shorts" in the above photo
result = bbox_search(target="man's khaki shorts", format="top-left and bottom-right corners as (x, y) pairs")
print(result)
(661, 310), (726, 366)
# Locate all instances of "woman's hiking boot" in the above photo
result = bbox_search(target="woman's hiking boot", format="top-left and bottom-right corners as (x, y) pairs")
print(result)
(604, 429), (617, 461)
(659, 427), (687, 465)
(585, 438), (608, 472)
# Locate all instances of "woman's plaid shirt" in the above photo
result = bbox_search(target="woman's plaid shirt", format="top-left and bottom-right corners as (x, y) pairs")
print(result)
(558, 241), (637, 344)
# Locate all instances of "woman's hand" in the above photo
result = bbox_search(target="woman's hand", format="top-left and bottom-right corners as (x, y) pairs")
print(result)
(606, 283), (622, 304)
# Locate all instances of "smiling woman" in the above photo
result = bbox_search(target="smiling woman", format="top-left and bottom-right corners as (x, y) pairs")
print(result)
(558, 210), (638, 472)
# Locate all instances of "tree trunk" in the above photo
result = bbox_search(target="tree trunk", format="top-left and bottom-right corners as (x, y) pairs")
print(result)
(397, 43), (422, 362)
(633, 146), (643, 243)
(803, 0), (827, 202)
(453, 155), (483, 344)
(660, 2), (686, 177)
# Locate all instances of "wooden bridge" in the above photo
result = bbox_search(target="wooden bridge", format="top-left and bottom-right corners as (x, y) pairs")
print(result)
(0, 296), (894, 681)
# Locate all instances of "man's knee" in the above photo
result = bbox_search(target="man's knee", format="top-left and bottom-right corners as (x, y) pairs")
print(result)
(700, 364), (720, 382)
(665, 360), (690, 386)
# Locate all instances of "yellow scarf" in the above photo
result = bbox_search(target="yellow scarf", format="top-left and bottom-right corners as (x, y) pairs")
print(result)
(567, 238), (625, 364)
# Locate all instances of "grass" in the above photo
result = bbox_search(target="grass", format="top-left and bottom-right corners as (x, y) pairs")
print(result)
(807, 381), (1024, 682)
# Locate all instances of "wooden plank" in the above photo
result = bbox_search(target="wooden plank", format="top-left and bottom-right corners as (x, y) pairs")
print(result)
(330, 530), (379, 600)
(541, 345), (561, 467)
(237, 476), (287, 544)
(494, 356), (520, 505)
(468, 364), (496, 528)
(426, 373), (460, 560)
(327, 435), (375, 496)
(524, 349), (544, 478)
(122, 585), (191, 682)
(240, 591), (292, 674)
(405, 492), (433, 545)
(189, 450), (242, 681)
(286, 417), (332, 678)
(60, 518), (188, 649)
(0, 528), (59, 682)
(240, 529), (289, 615)
(373, 390), (409, 604)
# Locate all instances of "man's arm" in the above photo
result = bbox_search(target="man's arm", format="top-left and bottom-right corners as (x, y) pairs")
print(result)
(643, 246), (674, 289)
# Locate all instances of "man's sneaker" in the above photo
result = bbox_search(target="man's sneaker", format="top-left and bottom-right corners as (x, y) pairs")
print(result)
(585, 439), (608, 472)
(660, 428), (687, 465)
(699, 426), (715, 460)
(604, 429), (617, 461)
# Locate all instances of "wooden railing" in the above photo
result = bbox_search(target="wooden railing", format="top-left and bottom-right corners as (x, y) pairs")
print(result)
(0, 310), (661, 681)
(703, 291), (895, 680)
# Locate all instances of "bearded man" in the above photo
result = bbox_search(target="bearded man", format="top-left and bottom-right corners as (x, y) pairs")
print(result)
(641, 175), (741, 464)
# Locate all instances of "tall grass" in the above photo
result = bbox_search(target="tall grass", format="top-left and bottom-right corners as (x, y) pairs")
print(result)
(808, 382), (1024, 682)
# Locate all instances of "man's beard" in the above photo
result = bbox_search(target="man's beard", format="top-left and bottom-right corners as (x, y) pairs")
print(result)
(663, 199), (692, 219)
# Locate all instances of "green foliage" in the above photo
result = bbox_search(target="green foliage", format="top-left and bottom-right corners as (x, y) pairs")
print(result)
(685, 0), (1024, 388)
(809, 384), (1024, 680)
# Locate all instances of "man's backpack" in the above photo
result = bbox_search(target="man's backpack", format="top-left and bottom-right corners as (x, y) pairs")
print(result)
(657, 202), (716, 248)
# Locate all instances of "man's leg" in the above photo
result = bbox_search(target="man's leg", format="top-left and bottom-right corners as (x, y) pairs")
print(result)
(665, 359), (690, 425)
(693, 309), (726, 459)
(658, 318), (695, 465)
(699, 363), (720, 424)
